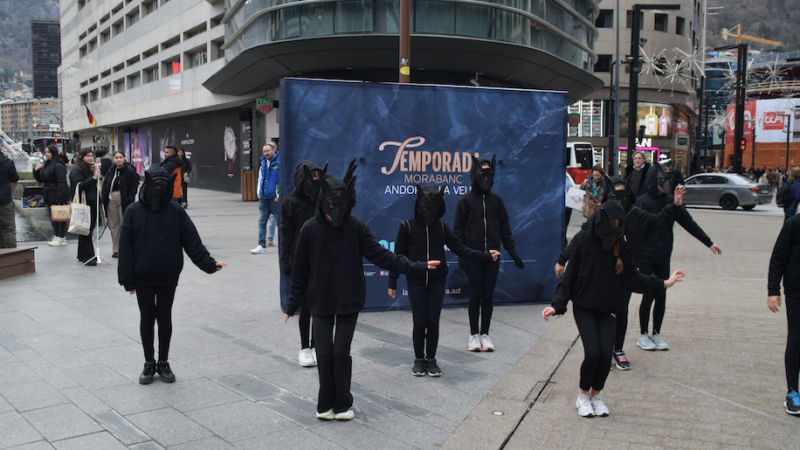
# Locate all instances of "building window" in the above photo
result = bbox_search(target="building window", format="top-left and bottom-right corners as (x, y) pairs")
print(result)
(100, 29), (111, 44)
(186, 47), (207, 69)
(211, 39), (224, 61)
(184, 23), (207, 40)
(594, 55), (612, 73)
(113, 20), (124, 37)
(78, 0), (86, 11)
(143, 46), (158, 59)
(654, 14), (668, 32)
(595, 10), (613, 28)
(626, 10), (644, 29)
(113, 78), (125, 93)
(144, 0), (158, 15)
(163, 58), (181, 75)
(144, 66), (159, 83)
(81, 93), (88, 105)
(127, 9), (140, 27)
(79, 45), (87, 58)
(676, 17), (685, 35)
(88, 39), (97, 53)
(102, 84), (112, 98)
(127, 73), (140, 89)
(89, 89), (99, 102)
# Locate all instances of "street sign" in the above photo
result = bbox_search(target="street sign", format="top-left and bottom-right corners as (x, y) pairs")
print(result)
(257, 98), (273, 114)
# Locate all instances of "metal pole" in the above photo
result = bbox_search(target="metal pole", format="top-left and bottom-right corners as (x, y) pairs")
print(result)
(399, 0), (411, 83)
(732, 43), (747, 174)
(612, 0), (621, 176)
(626, 6), (642, 170)
(786, 113), (791, 170)
(752, 120), (756, 169)
(701, 0), (708, 68)
(608, 62), (615, 174)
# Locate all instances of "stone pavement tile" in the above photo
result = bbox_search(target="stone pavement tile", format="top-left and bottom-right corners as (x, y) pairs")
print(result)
(0, 362), (42, 387)
(5, 442), (55, 450)
(128, 442), (165, 450)
(145, 378), (245, 413)
(93, 384), (168, 416)
(35, 348), (94, 371)
(60, 330), (135, 352)
(84, 344), (142, 369)
(61, 365), (129, 391)
(14, 301), (84, 325)
(0, 381), (70, 412)
(310, 420), (415, 450)
(11, 350), (51, 370)
(168, 355), (243, 380)
(167, 436), (231, 450)
(657, 437), (723, 449)
(18, 335), (76, 354)
(90, 411), (150, 446)
(350, 395), (397, 425)
(261, 369), (320, 399)
(186, 400), (294, 442)
(126, 407), (212, 447)
(361, 412), (452, 450)
(50, 431), (128, 450)
(0, 314), (51, 339)
(214, 373), (286, 402)
(0, 411), (44, 449)
(57, 387), (109, 416)
(233, 428), (345, 450)
(21, 404), (103, 442)
(219, 352), (285, 379)
(259, 395), (327, 429)
(0, 395), (14, 413)
(0, 346), (18, 364)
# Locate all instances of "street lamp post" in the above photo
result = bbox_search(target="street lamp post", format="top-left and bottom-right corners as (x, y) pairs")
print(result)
(783, 113), (792, 170)
(399, 0), (410, 83)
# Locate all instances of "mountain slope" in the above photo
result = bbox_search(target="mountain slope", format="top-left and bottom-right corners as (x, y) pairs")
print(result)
(0, 0), (59, 74)
(706, 0), (800, 53)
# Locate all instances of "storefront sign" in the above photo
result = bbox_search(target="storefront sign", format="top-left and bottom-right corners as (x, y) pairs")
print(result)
(257, 98), (274, 114)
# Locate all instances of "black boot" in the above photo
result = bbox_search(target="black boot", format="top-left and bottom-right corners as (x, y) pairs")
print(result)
(139, 361), (156, 385)
(156, 360), (176, 383)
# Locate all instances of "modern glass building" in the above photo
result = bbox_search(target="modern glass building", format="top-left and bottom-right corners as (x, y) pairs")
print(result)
(31, 20), (62, 99)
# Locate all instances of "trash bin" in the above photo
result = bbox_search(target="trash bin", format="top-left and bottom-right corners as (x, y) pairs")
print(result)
(242, 169), (257, 201)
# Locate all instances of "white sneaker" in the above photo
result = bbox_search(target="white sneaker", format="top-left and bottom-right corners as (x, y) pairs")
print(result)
(637, 334), (657, 351)
(311, 348), (317, 366)
(334, 408), (354, 420)
(480, 334), (495, 352)
(250, 245), (267, 254)
(299, 348), (315, 367)
(316, 409), (334, 420)
(47, 236), (58, 246)
(55, 237), (67, 246)
(576, 393), (594, 418)
(590, 395), (609, 417)
(650, 334), (669, 350)
(468, 334), (481, 352)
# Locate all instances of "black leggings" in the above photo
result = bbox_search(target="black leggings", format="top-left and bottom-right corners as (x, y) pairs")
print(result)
(181, 181), (188, 204)
(136, 285), (176, 362)
(639, 262), (670, 335)
(573, 304), (616, 392)
(77, 202), (97, 262)
(299, 303), (313, 350)
(408, 284), (446, 359)
(313, 312), (358, 414)
(786, 297), (800, 391)
(467, 259), (500, 335)
(615, 290), (632, 351)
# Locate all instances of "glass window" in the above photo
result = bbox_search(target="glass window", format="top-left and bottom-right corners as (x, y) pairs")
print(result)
(626, 10), (643, 29)
(456, 5), (491, 39)
(375, 0), (400, 32)
(594, 55), (611, 72)
(335, 1), (373, 33)
(705, 176), (728, 185)
(595, 10), (613, 28)
(676, 17), (685, 35)
(415, 2), (455, 34)
(654, 14), (668, 32)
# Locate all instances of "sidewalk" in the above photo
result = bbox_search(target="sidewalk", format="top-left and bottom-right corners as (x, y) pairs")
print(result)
(444, 206), (799, 449)
(0, 189), (551, 450)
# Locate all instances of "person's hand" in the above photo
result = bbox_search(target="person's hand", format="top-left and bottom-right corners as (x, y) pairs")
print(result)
(513, 255), (524, 269)
(768, 295), (782, 313)
(35, 163), (43, 170)
(663, 270), (685, 288)
(542, 307), (556, 321)
(93, 168), (101, 180)
(284, 314), (291, 323)
(554, 263), (565, 278)
(273, 196), (279, 202)
(489, 250), (501, 261)
(673, 186), (685, 206)
(129, 290), (135, 295)
(427, 260), (441, 270)
(215, 262), (227, 271)
(388, 289), (396, 299)
(709, 244), (722, 255)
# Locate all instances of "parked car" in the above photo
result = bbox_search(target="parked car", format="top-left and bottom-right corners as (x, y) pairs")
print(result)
(682, 173), (773, 211)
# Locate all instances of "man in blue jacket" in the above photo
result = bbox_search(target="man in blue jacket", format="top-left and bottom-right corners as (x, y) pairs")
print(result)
(251, 142), (280, 254)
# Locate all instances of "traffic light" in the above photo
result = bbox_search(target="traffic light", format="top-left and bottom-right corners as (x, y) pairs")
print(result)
(740, 138), (746, 152)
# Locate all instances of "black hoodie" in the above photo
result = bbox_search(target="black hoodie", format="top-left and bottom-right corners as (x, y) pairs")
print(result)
(768, 214), (800, 297)
(551, 202), (665, 315)
(0, 152), (18, 205)
(160, 154), (183, 198)
(280, 160), (325, 276)
(118, 167), (217, 291)
(453, 156), (519, 259)
(389, 187), (493, 289)
(636, 164), (713, 265)
(101, 162), (140, 214)
(286, 176), (428, 317)
(33, 158), (68, 206)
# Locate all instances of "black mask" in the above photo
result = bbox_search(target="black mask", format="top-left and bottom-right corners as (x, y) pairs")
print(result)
(594, 205), (626, 251)
(303, 163), (328, 204)
(657, 171), (675, 195)
(609, 188), (632, 211)
(471, 155), (496, 193)
(320, 175), (355, 227)
(143, 170), (175, 213)
(415, 184), (445, 227)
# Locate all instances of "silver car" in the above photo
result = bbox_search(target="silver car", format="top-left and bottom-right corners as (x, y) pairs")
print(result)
(682, 173), (773, 210)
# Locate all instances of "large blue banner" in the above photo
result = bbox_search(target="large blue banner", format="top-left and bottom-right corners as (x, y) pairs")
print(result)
(279, 79), (566, 312)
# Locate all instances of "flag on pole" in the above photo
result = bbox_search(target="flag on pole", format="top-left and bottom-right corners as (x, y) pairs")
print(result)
(85, 105), (97, 126)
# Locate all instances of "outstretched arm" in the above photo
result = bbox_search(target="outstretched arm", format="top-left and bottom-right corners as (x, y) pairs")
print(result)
(675, 205), (720, 254)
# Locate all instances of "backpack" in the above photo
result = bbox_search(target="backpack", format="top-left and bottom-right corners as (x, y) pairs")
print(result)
(777, 182), (792, 208)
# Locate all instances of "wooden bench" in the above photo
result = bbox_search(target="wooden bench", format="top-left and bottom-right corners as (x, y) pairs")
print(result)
(0, 247), (37, 280)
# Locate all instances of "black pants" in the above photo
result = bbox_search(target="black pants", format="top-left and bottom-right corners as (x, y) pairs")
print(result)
(467, 259), (500, 335)
(136, 285), (176, 362)
(786, 297), (800, 391)
(615, 290), (632, 351)
(638, 262), (670, 335)
(181, 181), (188, 204)
(77, 201), (97, 262)
(313, 312), (358, 413)
(46, 205), (67, 238)
(299, 303), (314, 349)
(573, 304), (616, 392)
(408, 284), (446, 359)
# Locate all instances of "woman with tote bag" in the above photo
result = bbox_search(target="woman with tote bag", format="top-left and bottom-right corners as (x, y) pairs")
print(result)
(69, 148), (101, 265)
(33, 145), (70, 246)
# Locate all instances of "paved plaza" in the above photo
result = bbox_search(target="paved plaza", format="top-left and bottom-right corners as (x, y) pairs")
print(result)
(1, 189), (798, 449)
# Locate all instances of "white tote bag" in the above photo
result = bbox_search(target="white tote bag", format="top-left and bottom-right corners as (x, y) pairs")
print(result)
(565, 187), (585, 211)
(68, 186), (92, 236)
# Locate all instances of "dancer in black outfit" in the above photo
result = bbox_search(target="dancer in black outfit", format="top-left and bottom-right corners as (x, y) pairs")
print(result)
(284, 175), (439, 421)
(454, 155), (524, 352)
(543, 201), (685, 418)
(69, 148), (101, 265)
(389, 185), (500, 377)
(119, 167), (226, 385)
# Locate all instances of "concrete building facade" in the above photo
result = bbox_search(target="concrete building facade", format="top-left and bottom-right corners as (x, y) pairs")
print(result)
(0, 98), (60, 143)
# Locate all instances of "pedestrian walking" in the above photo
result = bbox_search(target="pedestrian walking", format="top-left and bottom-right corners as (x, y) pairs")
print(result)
(783, 168), (800, 221)
(177, 148), (191, 209)
(0, 149), (19, 248)
(101, 151), (140, 258)
(33, 145), (69, 247)
(543, 201), (685, 418)
(625, 151), (650, 199)
(160, 146), (183, 203)
(284, 175), (439, 421)
(251, 142), (279, 254)
(118, 166), (226, 385)
(454, 155), (524, 352)
(69, 148), (101, 265)
(389, 185), (500, 377)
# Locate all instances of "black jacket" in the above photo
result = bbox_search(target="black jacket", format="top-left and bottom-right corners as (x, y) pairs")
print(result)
(768, 214), (800, 297)
(280, 161), (323, 276)
(453, 173), (518, 258)
(636, 168), (713, 265)
(69, 165), (98, 205)
(181, 157), (192, 175)
(160, 154), (183, 198)
(625, 162), (651, 199)
(102, 162), (140, 214)
(287, 200), (428, 317)
(558, 202), (677, 267)
(33, 159), (68, 206)
(0, 153), (19, 205)
(117, 169), (217, 291)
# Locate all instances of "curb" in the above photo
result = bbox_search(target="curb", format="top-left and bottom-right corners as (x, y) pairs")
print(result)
(440, 315), (579, 450)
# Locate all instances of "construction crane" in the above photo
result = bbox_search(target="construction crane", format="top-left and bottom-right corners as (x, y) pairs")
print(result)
(721, 24), (782, 47)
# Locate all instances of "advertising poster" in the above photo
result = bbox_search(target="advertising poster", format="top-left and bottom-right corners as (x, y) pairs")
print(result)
(279, 79), (567, 312)
(726, 99), (800, 143)
(123, 132), (130, 162)
(636, 103), (672, 138)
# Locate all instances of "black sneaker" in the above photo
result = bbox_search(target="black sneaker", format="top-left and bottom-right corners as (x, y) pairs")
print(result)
(426, 359), (442, 377)
(613, 351), (631, 370)
(412, 359), (427, 376)
(139, 361), (156, 385)
(112, 252), (119, 258)
(786, 389), (800, 415)
(156, 360), (176, 383)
